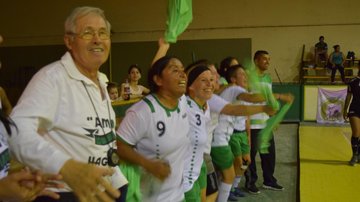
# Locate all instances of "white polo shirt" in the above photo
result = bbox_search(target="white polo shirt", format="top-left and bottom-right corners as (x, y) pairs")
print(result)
(9, 52), (127, 192)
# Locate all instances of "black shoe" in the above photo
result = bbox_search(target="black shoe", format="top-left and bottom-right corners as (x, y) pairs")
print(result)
(246, 185), (260, 194)
(230, 187), (245, 197)
(262, 183), (285, 191)
(349, 155), (359, 166)
(228, 192), (239, 201)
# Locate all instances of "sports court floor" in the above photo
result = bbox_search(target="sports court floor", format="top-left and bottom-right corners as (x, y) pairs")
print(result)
(233, 123), (355, 202)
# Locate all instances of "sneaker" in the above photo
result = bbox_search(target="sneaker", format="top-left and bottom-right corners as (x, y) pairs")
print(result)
(230, 187), (246, 197)
(263, 183), (285, 191)
(228, 192), (238, 201)
(246, 184), (260, 194)
(349, 155), (359, 166)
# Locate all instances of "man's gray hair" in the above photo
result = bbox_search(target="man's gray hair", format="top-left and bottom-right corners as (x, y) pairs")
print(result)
(64, 6), (111, 34)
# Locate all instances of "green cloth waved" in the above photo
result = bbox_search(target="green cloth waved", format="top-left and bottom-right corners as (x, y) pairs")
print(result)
(164, 0), (193, 43)
(119, 163), (142, 202)
(258, 102), (292, 154)
(246, 61), (291, 154)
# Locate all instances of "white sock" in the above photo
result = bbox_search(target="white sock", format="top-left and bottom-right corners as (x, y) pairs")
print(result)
(217, 182), (232, 202)
(232, 176), (241, 189)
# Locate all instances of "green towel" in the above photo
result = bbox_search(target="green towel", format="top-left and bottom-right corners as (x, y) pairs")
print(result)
(164, 0), (193, 43)
(258, 103), (292, 154)
(245, 61), (291, 154)
(119, 163), (142, 202)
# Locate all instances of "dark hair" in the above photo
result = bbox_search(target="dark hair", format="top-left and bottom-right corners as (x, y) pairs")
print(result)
(106, 82), (118, 92)
(319, 36), (324, 40)
(333, 45), (340, 49)
(225, 64), (244, 83)
(186, 65), (210, 88)
(0, 109), (16, 136)
(219, 57), (237, 78)
(148, 56), (179, 92)
(128, 64), (141, 74)
(253, 50), (269, 61)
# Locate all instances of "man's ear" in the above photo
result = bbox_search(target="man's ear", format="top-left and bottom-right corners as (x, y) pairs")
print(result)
(64, 35), (73, 50)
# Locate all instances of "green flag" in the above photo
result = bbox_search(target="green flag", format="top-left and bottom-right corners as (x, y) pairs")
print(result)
(164, 0), (193, 43)
(246, 61), (292, 154)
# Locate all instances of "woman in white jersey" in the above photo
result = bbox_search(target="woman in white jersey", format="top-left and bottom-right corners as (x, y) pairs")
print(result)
(183, 64), (214, 202)
(116, 55), (189, 202)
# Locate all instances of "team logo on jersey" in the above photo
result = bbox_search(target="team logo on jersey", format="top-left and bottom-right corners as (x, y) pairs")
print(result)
(83, 127), (115, 145)
(83, 128), (99, 138)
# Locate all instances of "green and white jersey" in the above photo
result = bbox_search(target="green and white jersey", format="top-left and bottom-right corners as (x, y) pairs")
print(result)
(220, 85), (248, 131)
(233, 99), (250, 131)
(118, 94), (190, 202)
(211, 86), (247, 147)
(212, 113), (233, 147)
(9, 52), (127, 192)
(0, 123), (10, 179)
(205, 95), (228, 154)
(183, 96), (210, 192)
(250, 73), (272, 129)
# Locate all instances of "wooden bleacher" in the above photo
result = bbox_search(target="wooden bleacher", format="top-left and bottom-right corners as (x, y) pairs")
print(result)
(300, 44), (359, 84)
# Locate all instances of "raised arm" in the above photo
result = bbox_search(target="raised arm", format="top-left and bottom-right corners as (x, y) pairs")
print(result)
(220, 104), (276, 116)
(151, 38), (170, 66)
(237, 92), (265, 103)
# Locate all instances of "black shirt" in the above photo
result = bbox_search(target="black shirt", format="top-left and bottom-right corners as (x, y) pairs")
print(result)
(348, 77), (360, 111)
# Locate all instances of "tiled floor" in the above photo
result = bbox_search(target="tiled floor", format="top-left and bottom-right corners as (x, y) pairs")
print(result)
(233, 123), (298, 202)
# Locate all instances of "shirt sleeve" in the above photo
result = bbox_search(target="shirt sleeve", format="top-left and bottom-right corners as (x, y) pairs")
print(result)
(208, 94), (228, 113)
(9, 69), (71, 174)
(116, 105), (148, 146)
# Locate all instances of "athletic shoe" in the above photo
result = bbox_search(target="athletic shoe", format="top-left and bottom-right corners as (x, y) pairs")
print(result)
(228, 192), (238, 201)
(246, 184), (260, 194)
(263, 183), (285, 191)
(349, 155), (359, 166)
(230, 187), (246, 197)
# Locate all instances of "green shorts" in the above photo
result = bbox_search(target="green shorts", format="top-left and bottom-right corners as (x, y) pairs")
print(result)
(210, 146), (234, 170)
(184, 178), (201, 202)
(198, 162), (207, 189)
(229, 131), (250, 157)
(185, 162), (207, 202)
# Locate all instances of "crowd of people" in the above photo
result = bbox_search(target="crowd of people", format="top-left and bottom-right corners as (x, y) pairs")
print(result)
(106, 64), (150, 102)
(1, 4), (358, 202)
(314, 35), (349, 84)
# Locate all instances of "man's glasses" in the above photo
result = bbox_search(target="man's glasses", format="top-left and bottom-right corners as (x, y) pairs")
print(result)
(69, 28), (111, 40)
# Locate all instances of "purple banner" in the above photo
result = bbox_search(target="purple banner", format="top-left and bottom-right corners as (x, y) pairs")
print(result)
(316, 88), (347, 124)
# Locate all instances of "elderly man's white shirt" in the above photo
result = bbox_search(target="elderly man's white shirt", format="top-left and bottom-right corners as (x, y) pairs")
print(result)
(9, 52), (127, 191)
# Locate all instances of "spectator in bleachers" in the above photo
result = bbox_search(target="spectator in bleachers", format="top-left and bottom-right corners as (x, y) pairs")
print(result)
(120, 64), (150, 100)
(315, 36), (328, 67)
(329, 45), (346, 84)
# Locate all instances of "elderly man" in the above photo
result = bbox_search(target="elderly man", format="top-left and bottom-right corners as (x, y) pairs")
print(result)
(9, 6), (127, 202)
